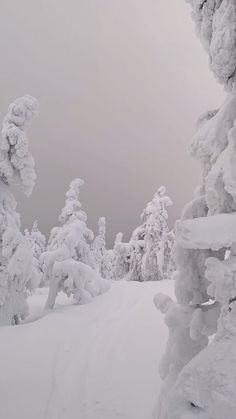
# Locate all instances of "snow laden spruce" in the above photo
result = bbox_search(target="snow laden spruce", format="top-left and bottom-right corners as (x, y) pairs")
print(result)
(102, 186), (175, 283)
(101, 232), (123, 280)
(91, 216), (106, 273)
(155, 1), (236, 418)
(24, 220), (46, 288)
(41, 178), (110, 310)
(0, 95), (39, 325)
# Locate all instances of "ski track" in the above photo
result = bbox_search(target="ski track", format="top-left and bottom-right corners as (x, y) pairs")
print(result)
(0, 280), (174, 419)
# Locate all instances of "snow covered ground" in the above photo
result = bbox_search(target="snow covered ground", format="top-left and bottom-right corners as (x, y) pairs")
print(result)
(0, 280), (174, 419)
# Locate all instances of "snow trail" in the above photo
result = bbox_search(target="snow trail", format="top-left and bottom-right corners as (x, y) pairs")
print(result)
(0, 281), (174, 419)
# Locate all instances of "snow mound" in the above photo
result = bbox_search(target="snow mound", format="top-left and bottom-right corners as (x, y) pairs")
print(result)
(168, 337), (236, 419)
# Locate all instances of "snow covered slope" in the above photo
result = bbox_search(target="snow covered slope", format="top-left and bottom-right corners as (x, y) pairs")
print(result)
(0, 280), (174, 419)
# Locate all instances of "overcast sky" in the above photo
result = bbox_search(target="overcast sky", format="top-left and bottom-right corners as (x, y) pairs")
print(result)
(0, 1), (224, 245)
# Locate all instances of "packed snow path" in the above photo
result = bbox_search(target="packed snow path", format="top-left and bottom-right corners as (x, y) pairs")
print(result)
(0, 280), (174, 419)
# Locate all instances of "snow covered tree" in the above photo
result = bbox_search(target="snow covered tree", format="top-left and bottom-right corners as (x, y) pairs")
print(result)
(101, 249), (116, 280)
(29, 220), (46, 259)
(114, 232), (123, 247)
(161, 230), (176, 280)
(112, 232), (132, 280)
(155, 2), (236, 417)
(141, 187), (173, 281)
(41, 178), (109, 310)
(101, 232), (131, 281)
(187, 0), (236, 92)
(0, 95), (39, 325)
(58, 178), (96, 268)
(114, 242), (131, 280)
(101, 232), (124, 280)
(127, 187), (173, 281)
(127, 239), (145, 281)
(126, 219), (146, 282)
(91, 216), (106, 273)
(25, 220), (46, 287)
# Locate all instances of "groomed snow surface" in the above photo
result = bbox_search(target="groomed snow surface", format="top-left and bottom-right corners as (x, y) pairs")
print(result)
(0, 280), (174, 419)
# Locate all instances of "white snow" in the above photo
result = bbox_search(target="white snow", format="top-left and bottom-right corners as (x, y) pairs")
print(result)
(167, 337), (236, 419)
(176, 212), (236, 251)
(187, 0), (236, 91)
(0, 280), (174, 419)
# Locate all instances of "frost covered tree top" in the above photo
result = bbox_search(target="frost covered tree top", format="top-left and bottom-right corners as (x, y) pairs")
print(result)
(59, 178), (87, 224)
(114, 232), (123, 247)
(98, 217), (106, 238)
(141, 186), (172, 224)
(0, 95), (38, 196)
(187, 0), (236, 91)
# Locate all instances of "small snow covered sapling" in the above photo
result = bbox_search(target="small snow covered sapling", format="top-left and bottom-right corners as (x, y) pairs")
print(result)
(0, 95), (39, 325)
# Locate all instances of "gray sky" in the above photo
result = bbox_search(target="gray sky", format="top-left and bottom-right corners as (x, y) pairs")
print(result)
(0, 1), (224, 246)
